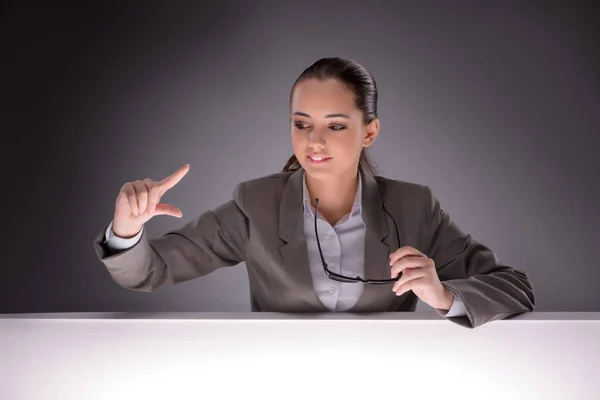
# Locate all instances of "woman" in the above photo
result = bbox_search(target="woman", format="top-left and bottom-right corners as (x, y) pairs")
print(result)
(93, 57), (535, 329)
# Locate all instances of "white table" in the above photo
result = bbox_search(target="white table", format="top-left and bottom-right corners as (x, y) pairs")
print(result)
(1, 312), (599, 400)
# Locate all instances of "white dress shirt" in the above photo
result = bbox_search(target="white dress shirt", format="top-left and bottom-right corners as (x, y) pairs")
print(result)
(104, 171), (466, 317)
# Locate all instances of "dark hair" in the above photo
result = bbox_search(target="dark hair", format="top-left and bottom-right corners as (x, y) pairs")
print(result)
(282, 57), (380, 176)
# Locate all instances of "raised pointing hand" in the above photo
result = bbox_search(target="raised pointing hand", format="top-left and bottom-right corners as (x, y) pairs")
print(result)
(112, 164), (190, 238)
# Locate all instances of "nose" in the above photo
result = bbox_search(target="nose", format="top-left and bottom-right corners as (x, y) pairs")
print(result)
(308, 128), (326, 148)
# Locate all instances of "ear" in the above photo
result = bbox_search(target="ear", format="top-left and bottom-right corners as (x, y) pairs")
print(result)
(362, 118), (380, 148)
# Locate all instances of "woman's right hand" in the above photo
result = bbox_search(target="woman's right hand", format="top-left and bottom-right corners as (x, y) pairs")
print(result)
(112, 164), (190, 238)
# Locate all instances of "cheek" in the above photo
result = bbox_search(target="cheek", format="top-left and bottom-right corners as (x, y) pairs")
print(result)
(290, 131), (304, 148)
(290, 132), (307, 159)
(336, 132), (362, 152)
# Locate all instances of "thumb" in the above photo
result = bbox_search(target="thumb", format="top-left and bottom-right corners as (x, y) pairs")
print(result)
(153, 203), (183, 218)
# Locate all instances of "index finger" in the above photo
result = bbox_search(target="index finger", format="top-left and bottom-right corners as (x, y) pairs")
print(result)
(158, 164), (190, 193)
(389, 246), (426, 266)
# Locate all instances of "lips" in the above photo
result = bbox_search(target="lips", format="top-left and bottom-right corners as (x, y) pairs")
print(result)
(307, 155), (332, 164)
(307, 154), (331, 161)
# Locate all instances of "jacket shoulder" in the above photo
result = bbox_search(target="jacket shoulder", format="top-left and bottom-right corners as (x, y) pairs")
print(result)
(374, 175), (434, 204)
(231, 170), (293, 211)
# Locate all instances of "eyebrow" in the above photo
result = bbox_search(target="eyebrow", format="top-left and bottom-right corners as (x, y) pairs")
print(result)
(291, 111), (350, 119)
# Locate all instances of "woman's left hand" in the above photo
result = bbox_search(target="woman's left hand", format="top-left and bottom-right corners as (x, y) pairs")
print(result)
(389, 246), (454, 310)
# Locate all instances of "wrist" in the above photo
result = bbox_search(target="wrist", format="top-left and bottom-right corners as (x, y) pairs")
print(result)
(439, 287), (454, 311)
(112, 221), (143, 239)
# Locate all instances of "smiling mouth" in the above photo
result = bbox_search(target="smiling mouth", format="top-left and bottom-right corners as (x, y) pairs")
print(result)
(307, 155), (332, 163)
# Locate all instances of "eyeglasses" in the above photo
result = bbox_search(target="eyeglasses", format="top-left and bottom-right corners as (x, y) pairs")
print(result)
(314, 197), (401, 285)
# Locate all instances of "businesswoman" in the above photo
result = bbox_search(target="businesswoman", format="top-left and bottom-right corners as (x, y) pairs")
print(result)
(93, 57), (535, 329)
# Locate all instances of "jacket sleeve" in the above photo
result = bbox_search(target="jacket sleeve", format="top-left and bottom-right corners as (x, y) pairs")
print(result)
(92, 182), (249, 292)
(423, 186), (535, 329)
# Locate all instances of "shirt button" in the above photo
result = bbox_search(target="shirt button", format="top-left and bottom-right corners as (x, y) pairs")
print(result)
(327, 234), (335, 241)
(328, 262), (336, 268)
(329, 287), (336, 294)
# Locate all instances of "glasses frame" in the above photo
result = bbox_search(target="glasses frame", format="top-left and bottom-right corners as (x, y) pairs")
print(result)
(314, 197), (401, 285)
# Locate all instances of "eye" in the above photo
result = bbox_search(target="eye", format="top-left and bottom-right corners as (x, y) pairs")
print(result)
(293, 122), (309, 129)
(292, 121), (347, 131)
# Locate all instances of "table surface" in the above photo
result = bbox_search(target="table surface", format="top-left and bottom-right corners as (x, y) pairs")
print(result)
(2, 311), (599, 320)
(2, 311), (599, 400)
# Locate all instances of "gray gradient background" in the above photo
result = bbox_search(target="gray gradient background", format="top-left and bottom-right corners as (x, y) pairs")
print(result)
(2, 1), (599, 313)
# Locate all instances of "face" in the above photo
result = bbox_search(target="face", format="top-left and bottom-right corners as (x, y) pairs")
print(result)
(289, 78), (379, 179)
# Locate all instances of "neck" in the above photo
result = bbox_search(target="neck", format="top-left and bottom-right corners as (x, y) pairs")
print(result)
(305, 167), (359, 218)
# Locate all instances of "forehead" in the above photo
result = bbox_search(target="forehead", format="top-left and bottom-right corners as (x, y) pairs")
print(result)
(291, 78), (356, 115)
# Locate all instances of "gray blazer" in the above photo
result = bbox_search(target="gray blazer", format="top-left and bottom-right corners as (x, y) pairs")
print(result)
(93, 166), (535, 329)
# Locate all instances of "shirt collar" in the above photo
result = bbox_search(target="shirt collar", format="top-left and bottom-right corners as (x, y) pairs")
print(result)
(302, 170), (362, 218)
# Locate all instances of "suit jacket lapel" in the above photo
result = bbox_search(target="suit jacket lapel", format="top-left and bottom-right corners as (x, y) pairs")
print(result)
(278, 168), (328, 311)
(347, 166), (397, 312)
